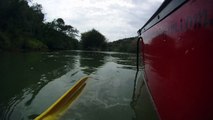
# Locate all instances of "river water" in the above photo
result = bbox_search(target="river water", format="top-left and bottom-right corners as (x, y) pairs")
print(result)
(0, 50), (140, 120)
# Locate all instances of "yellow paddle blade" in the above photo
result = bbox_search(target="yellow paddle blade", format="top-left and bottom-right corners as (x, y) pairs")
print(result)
(35, 76), (89, 120)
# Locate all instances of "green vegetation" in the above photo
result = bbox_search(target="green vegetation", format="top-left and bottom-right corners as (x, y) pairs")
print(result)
(0, 0), (79, 51)
(80, 29), (136, 52)
(80, 29), (107, 51)
(108, 37), (137, 53)
(0, 0), (137, 53)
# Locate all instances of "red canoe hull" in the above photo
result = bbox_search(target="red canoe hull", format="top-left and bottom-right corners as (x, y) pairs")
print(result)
(139, 0), (213, 119)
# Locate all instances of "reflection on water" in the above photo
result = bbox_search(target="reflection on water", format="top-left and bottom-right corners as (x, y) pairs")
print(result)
(79, 51), (105, 74)
(131, 70), (158, 120)
(0, 51), (138, 120)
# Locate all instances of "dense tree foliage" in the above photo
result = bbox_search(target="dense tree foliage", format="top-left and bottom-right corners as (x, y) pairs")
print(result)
(0, 0), (79, 51)
(80, 29), (107, 50)
(108, 37), (137, 53)
(47, 18), (79, 38)
(0, 0), (138, 53)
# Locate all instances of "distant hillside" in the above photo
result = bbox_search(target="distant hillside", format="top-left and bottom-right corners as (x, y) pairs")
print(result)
(108, 37), (137, 53)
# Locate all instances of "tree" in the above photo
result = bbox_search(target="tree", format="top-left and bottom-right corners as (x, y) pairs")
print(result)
(0, 0), (79, 51)
(0, 0), (46, 50)
(80, 29), (107, 50)
(48, 18), (79, 39)
(107, 37), (137, 53)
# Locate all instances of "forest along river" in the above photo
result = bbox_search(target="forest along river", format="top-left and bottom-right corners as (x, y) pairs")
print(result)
(0, 50), (139, 120)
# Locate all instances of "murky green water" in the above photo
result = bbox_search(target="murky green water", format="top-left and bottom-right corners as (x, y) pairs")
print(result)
(0, 50), (139, 120)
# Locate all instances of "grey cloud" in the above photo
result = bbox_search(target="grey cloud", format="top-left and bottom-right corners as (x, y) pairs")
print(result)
(33, 0), (163, 41)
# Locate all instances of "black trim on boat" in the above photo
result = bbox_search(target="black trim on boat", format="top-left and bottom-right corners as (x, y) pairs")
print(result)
(138, 0), (187, 34)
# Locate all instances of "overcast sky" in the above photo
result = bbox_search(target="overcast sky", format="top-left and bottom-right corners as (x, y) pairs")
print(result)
(32, 0), (164, 41)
